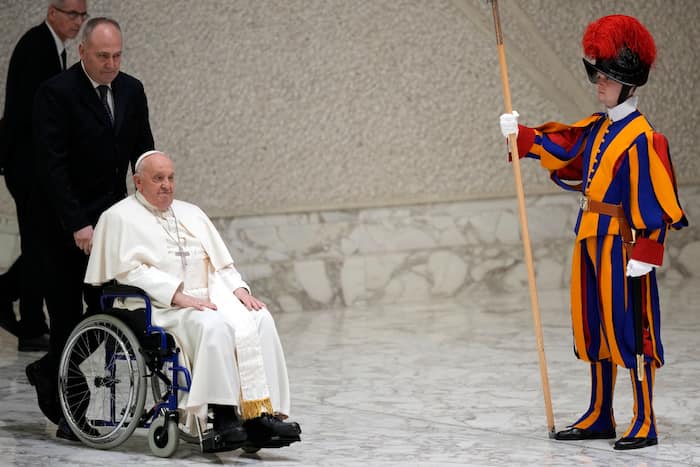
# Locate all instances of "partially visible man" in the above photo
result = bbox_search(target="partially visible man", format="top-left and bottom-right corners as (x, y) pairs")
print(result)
(85, 151), (301, 449)
(26, 16), (154, 439)
(0, 0), (88, 351)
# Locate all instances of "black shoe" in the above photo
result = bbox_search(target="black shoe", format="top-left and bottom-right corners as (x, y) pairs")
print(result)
(211, 404), (247, 444)
(614, 436), (658, 450)
(25, 359), (61, 424)
(219, 425), (247, 444)
(243, 414), (301, 444)
(18, 334), (50, 352)
(0, 309), (18, 336)
(555, 427), (616, 440)
(56, 417), (79, 442)
(55, 416), (100, 442)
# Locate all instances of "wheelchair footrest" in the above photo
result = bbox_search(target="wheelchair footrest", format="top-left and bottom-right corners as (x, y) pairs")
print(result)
(200, 431), (247, 453)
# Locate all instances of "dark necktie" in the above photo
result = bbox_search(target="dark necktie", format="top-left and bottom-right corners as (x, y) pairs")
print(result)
(97, 85), (114, 125)
(60, 49), (66, 70)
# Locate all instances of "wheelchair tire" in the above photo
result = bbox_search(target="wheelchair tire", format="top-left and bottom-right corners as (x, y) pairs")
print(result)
(148, 415), (179, 457)
(150, 368), (201, 445)
(58, 314), (147, 450)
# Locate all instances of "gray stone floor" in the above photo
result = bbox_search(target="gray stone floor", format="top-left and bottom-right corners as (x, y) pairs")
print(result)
(0, 283), (698, 466)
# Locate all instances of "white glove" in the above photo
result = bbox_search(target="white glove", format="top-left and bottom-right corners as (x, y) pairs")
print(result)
(626, 259), (654, 277)
(499, 110), (519, 138)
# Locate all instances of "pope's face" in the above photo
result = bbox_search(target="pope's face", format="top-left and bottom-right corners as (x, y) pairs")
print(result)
(135, 154), (175, 211)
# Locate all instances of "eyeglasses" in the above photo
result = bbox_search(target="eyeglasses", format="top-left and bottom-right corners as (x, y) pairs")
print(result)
(53, 5), (90, 21)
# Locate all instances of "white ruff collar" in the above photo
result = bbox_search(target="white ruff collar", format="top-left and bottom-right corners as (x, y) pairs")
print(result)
(607, 95), (638, 122)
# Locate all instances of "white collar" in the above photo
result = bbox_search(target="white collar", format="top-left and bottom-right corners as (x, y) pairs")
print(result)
(606, 95), (639, 122)
(44, 20), (65, 57)
(80, 60), (112, 90)
(135, 191), (169, 215)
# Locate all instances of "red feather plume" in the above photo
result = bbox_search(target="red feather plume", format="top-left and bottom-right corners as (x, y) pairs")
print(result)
(582, 15), (656, 66)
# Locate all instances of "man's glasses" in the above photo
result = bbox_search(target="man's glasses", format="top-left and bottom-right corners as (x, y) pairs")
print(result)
(53, 5), (90, 21)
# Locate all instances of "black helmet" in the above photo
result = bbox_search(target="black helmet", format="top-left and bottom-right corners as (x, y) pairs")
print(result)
(582, 46), (650, 86)
(582, 15), (656, 87)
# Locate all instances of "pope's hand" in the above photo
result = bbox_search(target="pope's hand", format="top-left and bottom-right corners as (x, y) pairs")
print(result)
(172, 290), (217, 311)
(626, 259), (654, 277)
(234, 287), (266, 311)
(499, 111), (519, 138)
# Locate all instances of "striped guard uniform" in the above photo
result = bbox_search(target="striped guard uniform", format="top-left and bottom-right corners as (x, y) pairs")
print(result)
(514, 102), (687, 438)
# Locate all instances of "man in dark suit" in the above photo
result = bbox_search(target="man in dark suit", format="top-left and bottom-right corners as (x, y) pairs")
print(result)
(0, 0), (88, 351)
(27, 16), (154, 438)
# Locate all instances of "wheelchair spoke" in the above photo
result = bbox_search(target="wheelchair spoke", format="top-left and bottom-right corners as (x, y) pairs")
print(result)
(58, 315), (148, 449)
(71, 329), (97, 363)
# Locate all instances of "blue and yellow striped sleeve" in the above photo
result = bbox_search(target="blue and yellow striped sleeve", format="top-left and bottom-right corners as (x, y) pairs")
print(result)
(627, 131), (687, 265)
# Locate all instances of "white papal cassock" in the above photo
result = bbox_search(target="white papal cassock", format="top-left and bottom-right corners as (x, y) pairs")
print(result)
(85, 192), (290, 422)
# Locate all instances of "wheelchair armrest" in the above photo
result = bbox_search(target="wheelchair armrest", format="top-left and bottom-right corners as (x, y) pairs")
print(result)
(103, 283), (148, 297)
(101, 283), (152, 313)
(101, 283), (167, 347)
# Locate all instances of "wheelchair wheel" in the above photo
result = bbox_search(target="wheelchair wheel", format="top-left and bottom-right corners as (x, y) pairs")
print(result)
(150, 364), (201, 445)
(148, 414), (179, 457)
(58, 314), (147, 449)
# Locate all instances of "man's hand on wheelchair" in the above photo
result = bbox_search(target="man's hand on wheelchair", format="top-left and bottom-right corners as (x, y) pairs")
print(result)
(73, 225), (94, 255)
(234, 287), (266, 311)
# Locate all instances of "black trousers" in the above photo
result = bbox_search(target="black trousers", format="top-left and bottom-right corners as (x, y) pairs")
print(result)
(41, 212), (102, 371)
(1, 161), (49, 338)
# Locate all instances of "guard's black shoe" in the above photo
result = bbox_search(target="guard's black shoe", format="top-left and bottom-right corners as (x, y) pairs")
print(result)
(18, 333), (50, 352)
(614, 436), (658, 450)
(25, 359), (61, 424)
(555, 427), (616, 440)
(243, 413), (301, 444)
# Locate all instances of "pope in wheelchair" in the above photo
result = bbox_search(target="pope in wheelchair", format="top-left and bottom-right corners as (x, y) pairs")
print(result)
(63, 150), (301, 456)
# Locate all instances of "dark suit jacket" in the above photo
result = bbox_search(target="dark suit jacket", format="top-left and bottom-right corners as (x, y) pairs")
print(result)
(2, 22), (62, 180)
(33, 62), (154, 234)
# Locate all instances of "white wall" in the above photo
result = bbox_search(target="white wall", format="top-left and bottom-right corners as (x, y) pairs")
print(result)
(1, 0), (698, 217)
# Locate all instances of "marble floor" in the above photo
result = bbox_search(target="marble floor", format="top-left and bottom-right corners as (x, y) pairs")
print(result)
(0, 282), (698, 467)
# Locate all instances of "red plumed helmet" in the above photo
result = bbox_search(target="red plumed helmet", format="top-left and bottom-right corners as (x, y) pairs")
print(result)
(581, 15), (656, 87)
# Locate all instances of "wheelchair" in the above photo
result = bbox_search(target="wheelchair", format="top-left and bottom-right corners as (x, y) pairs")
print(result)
(57, 284), (295, 457)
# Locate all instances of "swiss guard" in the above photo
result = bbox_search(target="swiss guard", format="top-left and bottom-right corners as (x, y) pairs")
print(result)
(499, 14), (687, 450)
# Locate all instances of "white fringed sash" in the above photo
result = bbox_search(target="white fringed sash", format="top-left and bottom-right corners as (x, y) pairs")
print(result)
(208, 273), (273, 418)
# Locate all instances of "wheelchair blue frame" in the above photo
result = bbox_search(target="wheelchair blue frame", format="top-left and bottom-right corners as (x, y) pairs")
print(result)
(100, 287), (192, 428)
(67, 284), (301, 455)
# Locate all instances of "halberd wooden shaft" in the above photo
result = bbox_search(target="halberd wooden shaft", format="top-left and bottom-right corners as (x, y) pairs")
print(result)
(490, 0), (556, 437)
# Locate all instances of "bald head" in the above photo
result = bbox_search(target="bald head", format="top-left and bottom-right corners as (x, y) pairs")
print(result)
(134, 151), (175, 211)
(79, 17), (122, 85)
